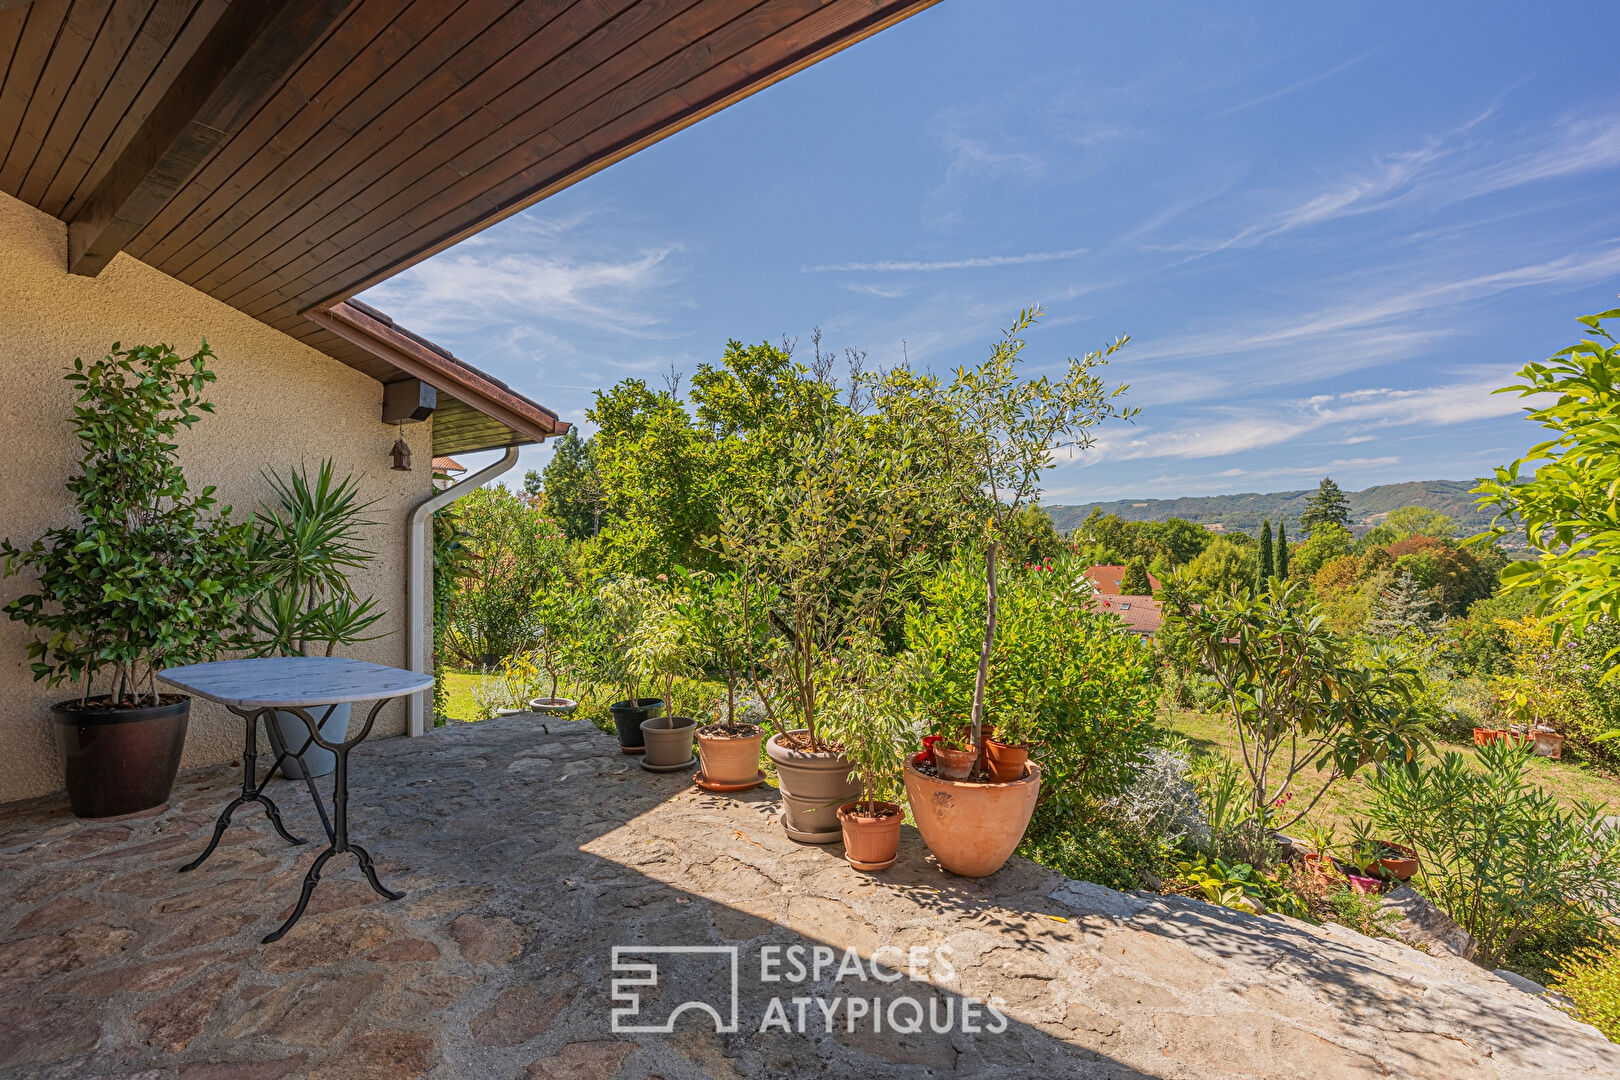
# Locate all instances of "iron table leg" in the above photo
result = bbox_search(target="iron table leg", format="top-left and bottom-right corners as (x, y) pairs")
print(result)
(180, 708), (306, 873)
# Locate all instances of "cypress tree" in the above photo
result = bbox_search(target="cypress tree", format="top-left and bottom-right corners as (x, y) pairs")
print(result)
(1120, 557), (1153, 596)
(1256, 519), (1274, 592)
(1276, 522), (1290, 580)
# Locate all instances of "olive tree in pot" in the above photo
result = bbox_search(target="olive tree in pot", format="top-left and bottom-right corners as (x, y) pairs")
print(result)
(902, 307), (1133, 876)
(821, 643), (913, 870)
(676, 567), (775, 791)
(629, 583), (698, 770)
(245, 460), (384, 779)
(715, 389), (940, 843)
(595, 575), (664, 753)
(1, 343), (258, 817)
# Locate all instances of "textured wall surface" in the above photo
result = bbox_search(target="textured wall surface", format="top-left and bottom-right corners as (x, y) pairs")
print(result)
(0, 191), (433, 804)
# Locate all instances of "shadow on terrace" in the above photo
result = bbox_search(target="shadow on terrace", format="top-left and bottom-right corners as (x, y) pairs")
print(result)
(0, 716), (1609, 1079)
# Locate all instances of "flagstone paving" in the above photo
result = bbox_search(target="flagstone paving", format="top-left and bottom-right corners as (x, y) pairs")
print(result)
(1, 716), (1615, 1079)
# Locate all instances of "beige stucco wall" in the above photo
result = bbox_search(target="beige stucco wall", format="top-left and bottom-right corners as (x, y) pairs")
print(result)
(0, 191), (433, 805)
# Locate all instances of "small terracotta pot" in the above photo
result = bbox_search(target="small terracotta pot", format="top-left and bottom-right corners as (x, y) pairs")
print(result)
(1532, 730), (1564, 759)
(696, 724), (763, 789)
(1472, 727), (1499, 746)
(1376, 841), (1419, 882)
(982, 738), (1029, 783)
(1301, 851), (1327, 876)
(933, 743), (977, 781)
(837, 800), (903, 871)
(903, 760), (1041, 877)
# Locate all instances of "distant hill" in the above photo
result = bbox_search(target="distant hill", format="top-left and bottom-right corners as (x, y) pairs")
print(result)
(1045, 479), (1497, 538)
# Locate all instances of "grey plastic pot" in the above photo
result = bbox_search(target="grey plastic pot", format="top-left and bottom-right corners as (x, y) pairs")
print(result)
(266, 703), (350, 780)
(641, 715), (697, 767)
(766, 730), (861, 844)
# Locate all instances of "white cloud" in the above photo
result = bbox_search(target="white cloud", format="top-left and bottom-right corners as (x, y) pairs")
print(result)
(804, 248), (1087, 273)
(1210, 46), (1388, 118)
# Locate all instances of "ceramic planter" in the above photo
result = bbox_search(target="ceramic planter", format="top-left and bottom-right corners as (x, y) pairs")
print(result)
(52, 696), (190, 818)
(982, 738), (1029, 783)
(837, 800), (903, 871)
(528, 697), (578, 718)
(640, 715), (697, 770)
(266, 702), (349, 779)
(766, 731), (861, 843)
(903, 759), (1041, 877)
(1346, 873), (1382, 895)
(1376, 841), (1419, 882)
(609, 698), (664, 754)
(696, 723), (763, 790)
(1532, 729), (1564, 759)
(932, 743), (978, 781)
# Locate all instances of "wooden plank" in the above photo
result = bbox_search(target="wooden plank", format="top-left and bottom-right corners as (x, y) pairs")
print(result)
(175, 0), (642, 293)
(37, 0), (201, 216)
(0, 0), (68, 172)
(210, 0), (725, 309)
(258, 0), (928, 316)
(0, 9), (32, 95)
(132, 0), (461, 268)
(17, 0), (152, 208)
(0, 0), (109, 193)
(67, 0), (354, 275)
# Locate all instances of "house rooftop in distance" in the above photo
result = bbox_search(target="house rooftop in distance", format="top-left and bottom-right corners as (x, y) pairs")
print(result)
(1084, 564), (1163, 596)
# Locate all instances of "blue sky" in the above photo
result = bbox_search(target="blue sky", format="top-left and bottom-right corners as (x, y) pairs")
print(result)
(361, 1), (1620, 504)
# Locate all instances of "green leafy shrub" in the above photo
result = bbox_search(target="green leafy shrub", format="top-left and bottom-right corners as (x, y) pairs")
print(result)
(443, 486), (568, 668)
(1169, 854), (1309, 919)
(1, 342), (257, 704)
(1367, 741), (1620, 967)
(1551, 943), (1620, 1042)
(1018, 809), (1172, 892)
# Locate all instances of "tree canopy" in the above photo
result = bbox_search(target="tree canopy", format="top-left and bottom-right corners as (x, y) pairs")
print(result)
(1299, 476), (1351, 536)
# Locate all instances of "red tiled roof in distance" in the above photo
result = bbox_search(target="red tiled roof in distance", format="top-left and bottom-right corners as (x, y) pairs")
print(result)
(1083, 565), (1163, 596)
(1092, 595), (1164, 635)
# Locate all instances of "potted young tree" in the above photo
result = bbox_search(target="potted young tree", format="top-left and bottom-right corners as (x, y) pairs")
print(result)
(528, 587), (583, 717)
(2, 343), (257, 817)
(595, 575), (664, 753)
(903, 308), (1133, 876)
(630, 584), (698, 771)
(822, 645), (912, 870)
(245, 460), (384, 778)
(677, 568), (772, 791)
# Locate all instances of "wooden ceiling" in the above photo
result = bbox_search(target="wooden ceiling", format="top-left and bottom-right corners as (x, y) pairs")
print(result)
(0, 0), (938, 453)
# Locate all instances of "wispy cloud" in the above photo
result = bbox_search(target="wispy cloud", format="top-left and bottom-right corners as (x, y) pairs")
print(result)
(803, 248), (1087, 273)
(1211, 45), (1389, 119)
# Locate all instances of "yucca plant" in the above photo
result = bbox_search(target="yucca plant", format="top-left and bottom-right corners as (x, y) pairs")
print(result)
(244, 459), (383, 656)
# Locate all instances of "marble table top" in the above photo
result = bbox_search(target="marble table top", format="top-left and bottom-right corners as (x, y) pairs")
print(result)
(158, 657), (434, 709)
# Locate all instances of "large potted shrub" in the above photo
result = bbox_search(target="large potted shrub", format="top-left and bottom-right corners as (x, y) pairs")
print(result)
(1, 343), (257, 817)
(245, 459), (384, 778)
(903, 308), (1133, 876)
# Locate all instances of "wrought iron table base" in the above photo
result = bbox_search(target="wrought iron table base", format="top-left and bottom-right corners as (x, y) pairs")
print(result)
(179, 699), (402, 943)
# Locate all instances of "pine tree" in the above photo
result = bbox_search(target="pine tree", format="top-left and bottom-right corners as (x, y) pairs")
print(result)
(1256, 519), (1274, 591)
(1120, 557), (1153, 596)
(1368, 571), (1440, 637)
(1276, 522), (1290, 580)
(1299, 476), (1351, 536)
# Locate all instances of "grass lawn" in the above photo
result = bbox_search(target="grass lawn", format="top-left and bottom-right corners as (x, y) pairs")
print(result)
(1162, 706), (1620, 837)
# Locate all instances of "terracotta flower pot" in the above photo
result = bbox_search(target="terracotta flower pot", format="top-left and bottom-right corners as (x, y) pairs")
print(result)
(696, 723), (763, 790)
(1532, 730), (1564, 759)
(766, 731), (861, 844)
(609, 698), (663, 753)
(1472, 727), (1499, 746)
(53, 696), (190, 818)
(1377, 841), (1419, 882)
(1301, 850), (1327, 876)
(903, 760), (1041, 877)
(640, 715), (696, 768)
(837, 800), (903, 871)
(982, 738), (1029, 783)
(932, 742), (978, 781)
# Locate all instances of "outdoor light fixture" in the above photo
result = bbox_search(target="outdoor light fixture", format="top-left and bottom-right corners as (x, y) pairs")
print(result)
(390, 424), (412, 471)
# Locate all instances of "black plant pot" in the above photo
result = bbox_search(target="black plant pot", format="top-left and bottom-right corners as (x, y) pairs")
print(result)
(52, 696), (190, 818)
(608, 698), (664, 754)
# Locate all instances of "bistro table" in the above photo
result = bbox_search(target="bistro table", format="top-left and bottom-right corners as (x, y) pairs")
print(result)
(159, 657), (433, 943)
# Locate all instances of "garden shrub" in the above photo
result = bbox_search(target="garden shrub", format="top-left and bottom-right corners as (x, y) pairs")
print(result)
(1018, 806), (1173, 893)
(1551, 942), (1620, 1042)
(443, 486), (569, 668)
(1107, 747), (1209, 851)
(1367, 741), (1620, 967)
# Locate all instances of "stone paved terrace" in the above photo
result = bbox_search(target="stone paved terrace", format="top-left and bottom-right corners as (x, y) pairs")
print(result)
(2, 716), (1617, 1080)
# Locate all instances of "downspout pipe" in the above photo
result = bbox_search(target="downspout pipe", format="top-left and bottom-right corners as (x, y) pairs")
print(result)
(406, 445), (520, 736)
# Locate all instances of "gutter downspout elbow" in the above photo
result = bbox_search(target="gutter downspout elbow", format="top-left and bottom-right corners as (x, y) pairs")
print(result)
(406, 445), (520, 736)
